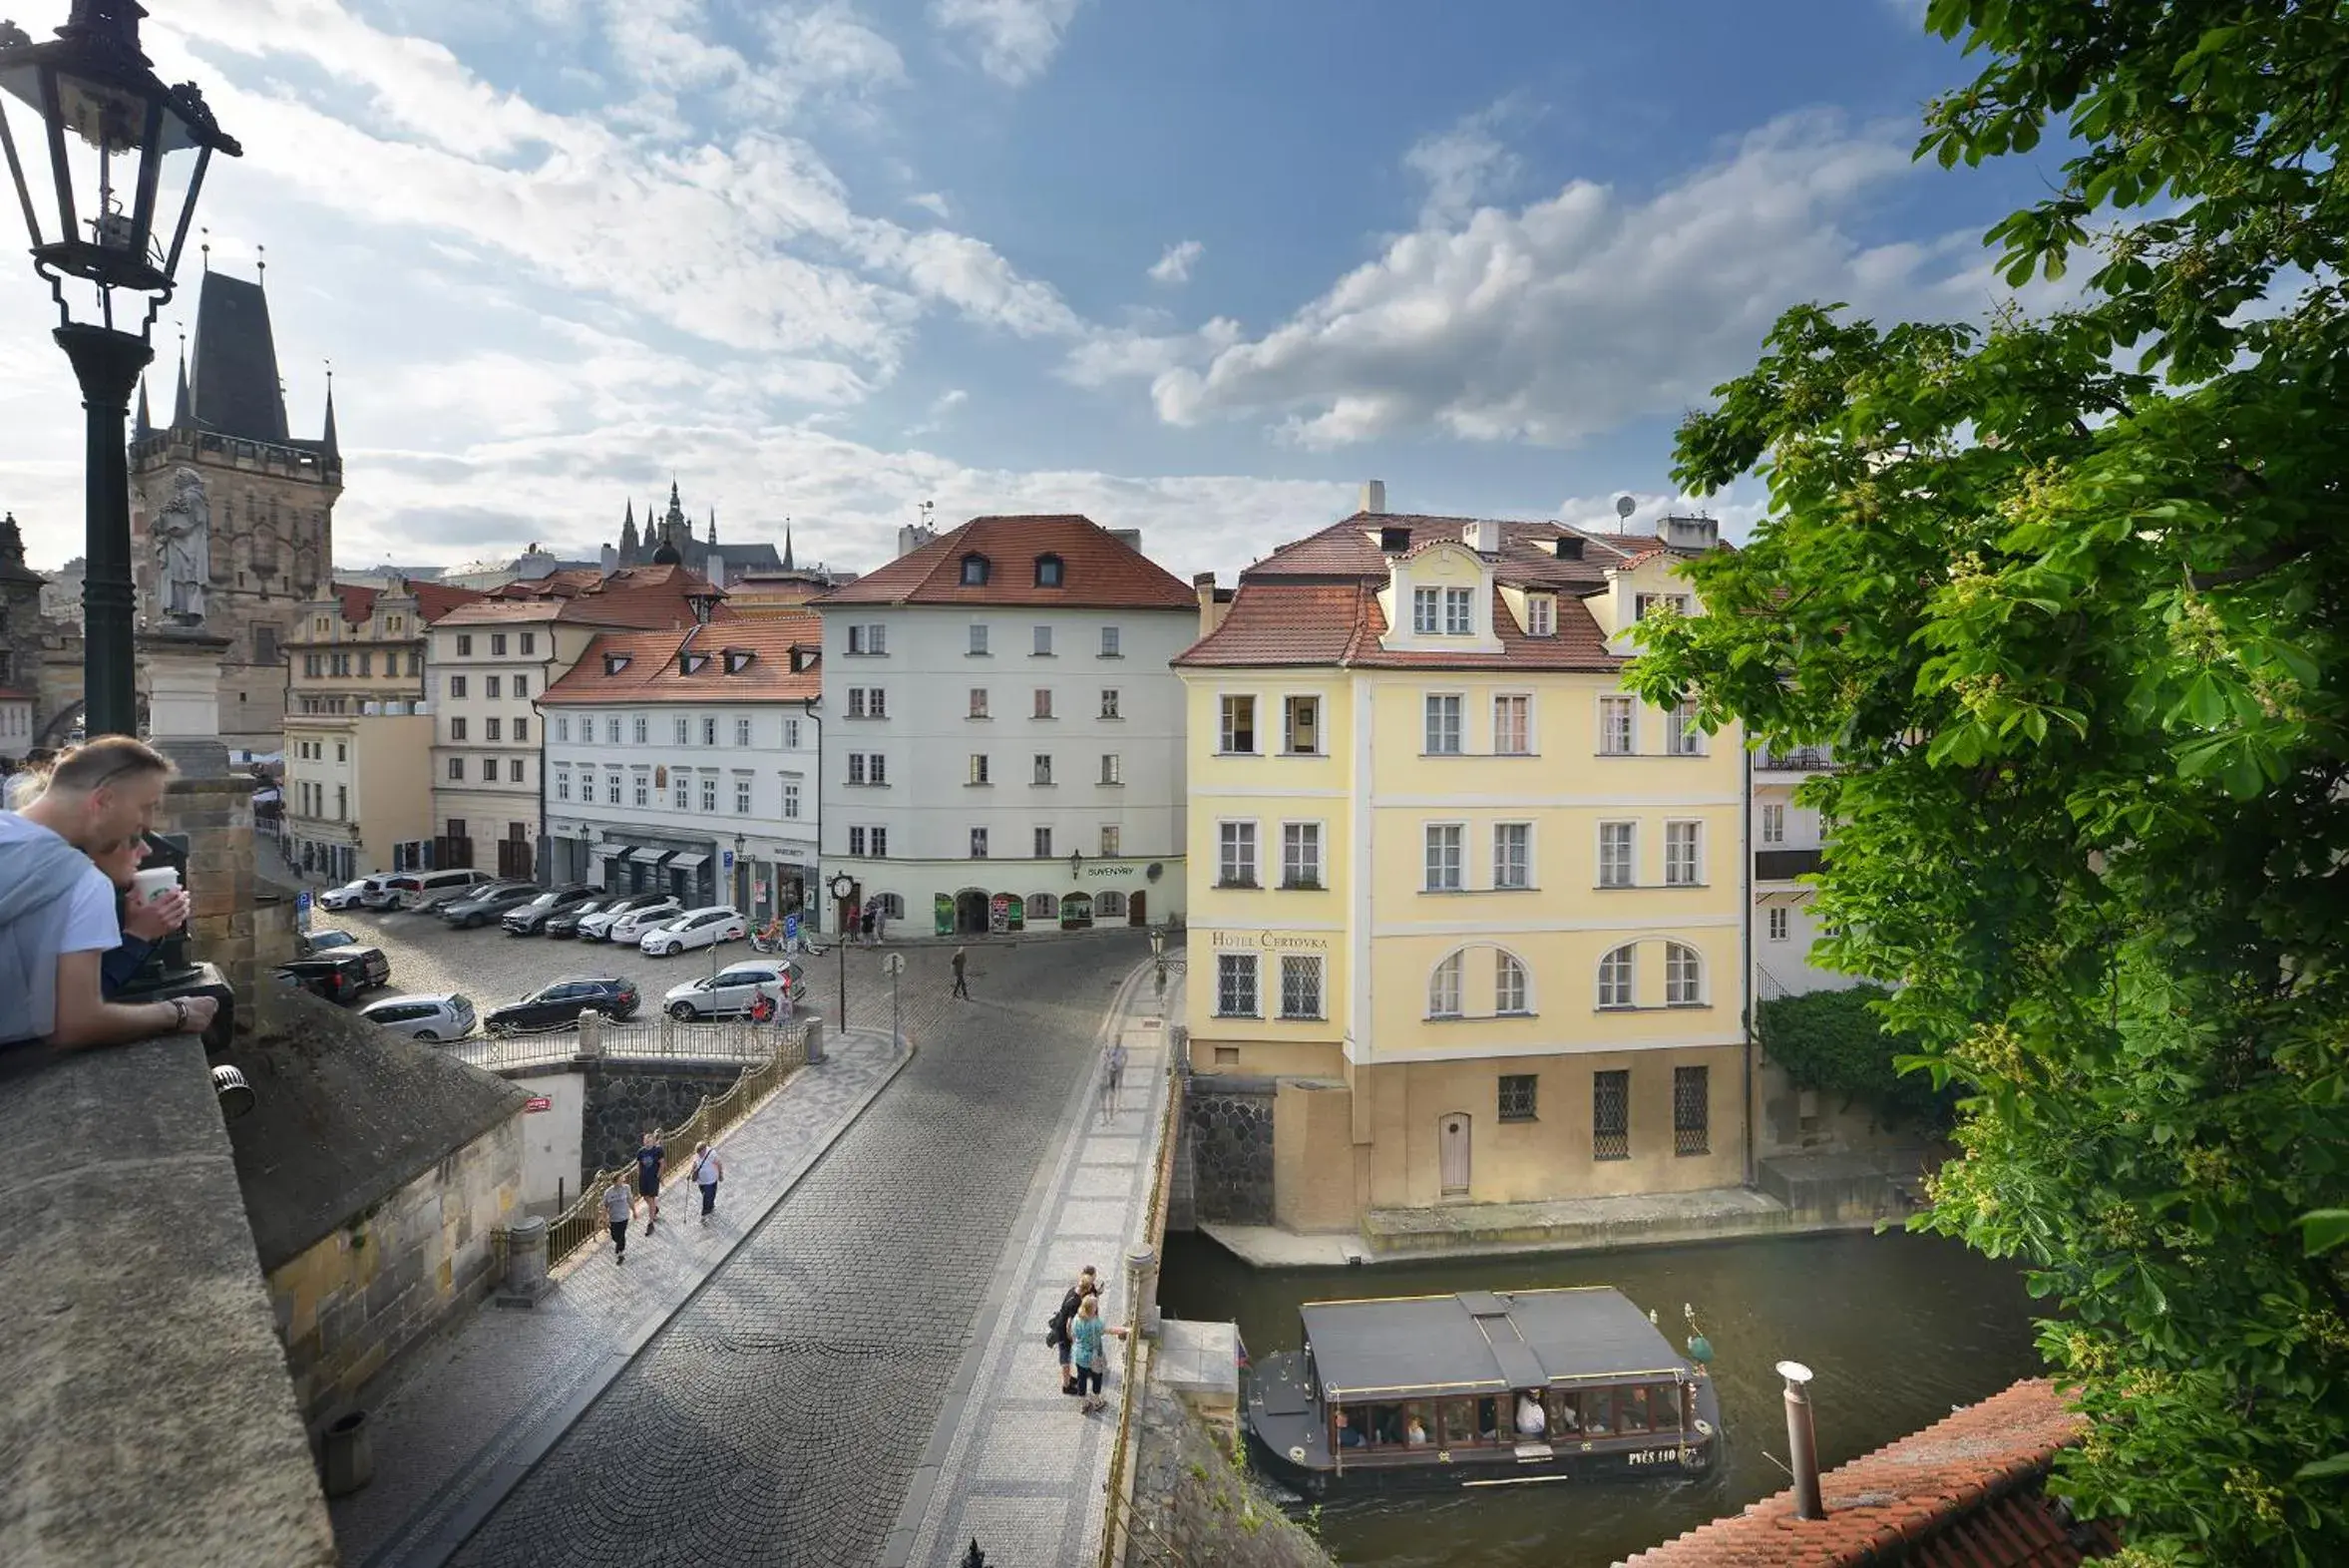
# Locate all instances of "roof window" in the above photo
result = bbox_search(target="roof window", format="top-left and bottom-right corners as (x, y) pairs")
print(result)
(961, 554), (991, 587)
(723, 647), (755, 674)
(602, 653), (630, 676)
(1034, 554), (1064, 588)
(1553, 536), (1584, 560)
(1378, 525), (1412, 554)
(681, 651), (711, 675)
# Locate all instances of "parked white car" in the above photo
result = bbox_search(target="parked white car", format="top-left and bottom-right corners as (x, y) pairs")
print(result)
(662, 960), (803, 1019)
(357, 992), (478, 1042)
(317, 874), (392, 912)
(639, 906), (750, 957)
(591, 899), (683, 946)
(385, 867), (500, 911)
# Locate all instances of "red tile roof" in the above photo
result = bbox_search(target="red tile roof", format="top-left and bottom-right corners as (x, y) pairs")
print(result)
(333, 584), (379, 623)
(330, 580), (486, 626)
(538, 614), (821, 705)
(812, 516), (1195, 610)
(439, 563), (730, 630)
(1242, 513), (1628, 590)
(1620, 1380), (2116, 1568)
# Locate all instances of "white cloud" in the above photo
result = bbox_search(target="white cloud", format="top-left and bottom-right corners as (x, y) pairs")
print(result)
(933, 388), (971, 413)
(1058, 317), (1242, 389)
(1147, 111), (1999, 450)
(1403, 102), (1523, 227)
(1148, 239), (1204, 285)
(930, 0), (1085, 86)
(908, 192), (953, 220)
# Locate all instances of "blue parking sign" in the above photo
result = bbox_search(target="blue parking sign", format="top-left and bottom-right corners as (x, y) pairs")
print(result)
(783, 913), (799, 943)
(296, 890), (312, 931)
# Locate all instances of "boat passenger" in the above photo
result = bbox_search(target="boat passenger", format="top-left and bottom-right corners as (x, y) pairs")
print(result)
(1516, 1390), (1547, 1437)
(1335, 1409), (1365, 1449)
(1403, 1410), (1429, 1447)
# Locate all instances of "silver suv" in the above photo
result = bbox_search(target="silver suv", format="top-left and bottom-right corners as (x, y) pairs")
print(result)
(662, 961), (803, 1020)
(358, 992), (478, 1042)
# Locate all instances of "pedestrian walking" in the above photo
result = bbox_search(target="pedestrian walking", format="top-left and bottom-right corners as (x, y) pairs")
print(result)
(635, 1130), (665, 1234)
(951, 945), (971, 999)
(1048, 1265), (1098, 1394)
(603, 1176), (633, 1264)
(692, 1141), (724, 1222)
(1067, 1294), (1126, 1414)
(1099, 1038), (1129, 1120)
(873, 905), (889, 946)
(860, 906), (876, 947)
(749, 984), (776, 1024)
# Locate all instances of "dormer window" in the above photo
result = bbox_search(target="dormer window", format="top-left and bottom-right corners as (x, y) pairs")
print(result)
(1034, 554), (1064, 588)
(723, 647), (754, 674)
(1527, 595), (1556, 636)
(681, 651), (711, 675)
(961, 554), (991, 587)
(602, 653), (631, 676)
(1412, 585), (1473, 634)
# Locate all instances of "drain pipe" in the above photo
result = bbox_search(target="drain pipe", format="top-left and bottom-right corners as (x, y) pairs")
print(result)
(1777, 1360), (1823, 1519)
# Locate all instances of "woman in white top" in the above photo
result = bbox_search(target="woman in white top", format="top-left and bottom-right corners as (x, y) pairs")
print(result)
(1515, 1390), (1547, 1436)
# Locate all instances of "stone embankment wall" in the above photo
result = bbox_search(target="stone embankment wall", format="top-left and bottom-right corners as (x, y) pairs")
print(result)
(1178, 1073), (1276, 1226)
(581, 1062), (746, 1185)
(267, 1114), (523, 1429)
(1128, 1377), (1337, 1568)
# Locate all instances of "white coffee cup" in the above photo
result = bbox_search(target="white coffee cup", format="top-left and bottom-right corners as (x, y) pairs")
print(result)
(131, 866), (182, 907)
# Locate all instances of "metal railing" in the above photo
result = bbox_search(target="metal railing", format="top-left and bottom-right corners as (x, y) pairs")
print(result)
(451, 1013), (787, 1074)
(1756, 745), (1835, 771)
(545, 1018), (815, 1269)
(1098, 1041), (1188, 1568)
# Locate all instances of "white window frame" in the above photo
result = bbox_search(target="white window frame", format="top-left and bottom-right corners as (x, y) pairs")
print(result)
(632, 715), (647, 744)
(1218, 819), (1259, 888)
(1766, 905), (1789, 942)
(1495, 951), (1530, 1015)
(971, 827), (988, 858)
(782, 777), (802, 819)
(1099, 753), (1121, 785)
(1597, 945), (1637, 1009)
(969, 753), (990, 785)
(1664, 820), (1703, 887)
(1281, 821), (1323, 890)
(1598, 821), (1636, 889)
(1665, 942), (1705, 1005)
(1032, 624), (1053, 656)
(1428, 952), (1463, 1018)
(1100, 687), (1120, 719)
(1493, 822), (1532, 890)
(1216, 953), (1261, 1017)
(736, 716), (753, 746)
(1220, 693), (1258, 755)
(1423, 822), (1464, 892)
(1099, 625), (1121, 657)
(1761, 802), (1786, 845)
(1492, 693), (1531, 756)
(1599, 694), (1636, 755)
(969, 622), (989, 656)
(1667, 701), (1707, 756)
(1411, 586), (1440, 634)
(1442, 586), (1473, 634)
(1279, 954), (1325, 1020)
(970, 688), (990, 719)
(1033, 825), (1053, 858)
(1423, 693), (1463, 755)
(1527, 594), (1555, 636)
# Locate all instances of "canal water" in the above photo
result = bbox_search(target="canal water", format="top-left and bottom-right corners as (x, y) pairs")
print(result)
(1158, 1229), (2042, 1568)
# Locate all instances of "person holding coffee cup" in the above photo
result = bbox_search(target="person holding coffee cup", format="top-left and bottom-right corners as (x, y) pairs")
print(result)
(92, 837), (193, 998)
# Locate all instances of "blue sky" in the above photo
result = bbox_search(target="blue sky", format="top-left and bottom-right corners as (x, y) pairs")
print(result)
(0, 0), (2060, 581)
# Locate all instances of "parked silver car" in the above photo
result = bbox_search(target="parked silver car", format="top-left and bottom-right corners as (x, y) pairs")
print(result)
(357, 992), (478, 1042)
(661, 960), (804, 1020)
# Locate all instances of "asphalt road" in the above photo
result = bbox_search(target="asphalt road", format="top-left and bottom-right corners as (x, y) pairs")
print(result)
(436, 930), (1143, 1567)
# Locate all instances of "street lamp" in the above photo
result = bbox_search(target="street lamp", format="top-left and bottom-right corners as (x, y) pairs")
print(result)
(827, 870), (855, 1026)
(0, 2), (240, 738)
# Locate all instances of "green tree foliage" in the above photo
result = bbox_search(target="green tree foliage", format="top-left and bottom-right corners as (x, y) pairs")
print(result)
(1756, 985), (1953, 1132)
(1629, 3), (2349, 1559)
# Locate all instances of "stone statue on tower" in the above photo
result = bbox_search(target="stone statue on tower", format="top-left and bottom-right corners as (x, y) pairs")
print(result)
(153, 466), (213, 623)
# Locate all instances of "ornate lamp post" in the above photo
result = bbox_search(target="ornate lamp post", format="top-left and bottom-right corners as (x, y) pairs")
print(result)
(828, 871), (855, 1025)
(0, 1), (238, 738)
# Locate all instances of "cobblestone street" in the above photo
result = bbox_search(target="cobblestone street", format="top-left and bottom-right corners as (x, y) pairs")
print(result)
(406, 926), (1148, 1567)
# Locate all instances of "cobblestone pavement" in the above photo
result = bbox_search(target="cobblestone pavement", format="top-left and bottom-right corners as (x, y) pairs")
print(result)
(895, 972), (1185, 1568)
(437, 932), (1153, 1568)
(336, 1024), (908, 1568)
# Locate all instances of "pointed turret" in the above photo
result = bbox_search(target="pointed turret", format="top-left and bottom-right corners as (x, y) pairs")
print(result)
(619, 498), (640, 564)
(135, 378), (153, 439)
(320, 376), (340, 464)
(171, 343), (191, 429)
(783, 522), (795, 572)
(0, 512), (25, 570)
(708, 507), (718, 546)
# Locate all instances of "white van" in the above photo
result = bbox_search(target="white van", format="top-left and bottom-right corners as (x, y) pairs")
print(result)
(387, 868), (499, 911)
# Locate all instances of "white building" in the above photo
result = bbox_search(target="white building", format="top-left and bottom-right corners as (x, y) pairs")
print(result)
(811, 515), (1195, 936)
(1751, 742), (1857, 1000)
(538, 615), (822, 923)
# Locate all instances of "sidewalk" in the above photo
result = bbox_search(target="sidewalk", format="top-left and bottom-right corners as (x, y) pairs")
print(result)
(886, 967), (1183, 1568)
(333, 1024), (911, 1568)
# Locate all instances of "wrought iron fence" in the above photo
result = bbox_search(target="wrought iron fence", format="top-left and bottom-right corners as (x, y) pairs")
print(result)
(544, 1018), (815, 1270)
(452, 1013), (782, 1074)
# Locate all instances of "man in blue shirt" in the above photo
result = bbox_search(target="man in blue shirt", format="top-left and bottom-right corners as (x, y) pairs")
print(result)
(635, 1131), (665, 1235)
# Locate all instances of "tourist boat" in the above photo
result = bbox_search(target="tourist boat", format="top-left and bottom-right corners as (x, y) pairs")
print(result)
(1242, 1287), (1721, 1497)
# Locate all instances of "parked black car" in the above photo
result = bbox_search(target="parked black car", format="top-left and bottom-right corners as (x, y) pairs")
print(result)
(273, 947), (391, 1005)
(542, 895), (618, 941)
(501, 883), (600, 936)
(438, 882), (544, 930)
(482, 975), (641, 1035)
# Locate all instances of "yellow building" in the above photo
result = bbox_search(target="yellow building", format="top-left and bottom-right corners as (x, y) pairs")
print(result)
(282, 578), (482, 883)
(1175, 501), (1746, 1231)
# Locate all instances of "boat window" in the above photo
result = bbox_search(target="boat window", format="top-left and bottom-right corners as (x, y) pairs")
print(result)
(1334, 1405), (1370, 1450)
(1619, 1384), (1653, 1434)
(1369, 1403), (1405, 1446)
(1400, 1404), (1431, 1447)
(1579, 1386), (1615, 1435)
(1436, 1397), (1486, 1448)
(1652, 1382), (1686, 1428)
(1546, 1388), (1583, 1435)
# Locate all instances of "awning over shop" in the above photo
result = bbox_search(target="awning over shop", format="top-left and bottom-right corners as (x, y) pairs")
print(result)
(637, 849), (678, 871)
(668, 852), (711, 874)
(592, 844), (633, 868)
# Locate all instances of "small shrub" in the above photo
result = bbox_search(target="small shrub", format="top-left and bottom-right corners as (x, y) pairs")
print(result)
(1757, 983), (1954, 1131)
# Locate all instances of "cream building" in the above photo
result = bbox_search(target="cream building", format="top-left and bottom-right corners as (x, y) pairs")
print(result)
(282, 578), (482, 882)
(1176, 496), (1747, 1230)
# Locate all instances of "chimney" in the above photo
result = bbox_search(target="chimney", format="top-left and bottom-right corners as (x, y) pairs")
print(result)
(1110, 528), (1143, 552)
(1552, 535), (1584, 560)
(1193, 572), (1228, 637)
(706, 550), (726, 587)
(1464, 519), (1500, 555)
(895, 524), (936, 559)
(1662, 514), (1721, 551)
(1778, 1361), (1824, 1520)
(1378, 524), (1411, 554)
(1361, 479), (1386, 516)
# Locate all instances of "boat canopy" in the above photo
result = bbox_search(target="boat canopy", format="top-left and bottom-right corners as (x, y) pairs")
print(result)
(1299, 1287), (1687, 1401)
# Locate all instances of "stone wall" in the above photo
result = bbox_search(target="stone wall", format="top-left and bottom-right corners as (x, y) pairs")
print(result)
(581, 1062), (747, 1187)
(1182, 1074), (1277, 1227)
(154, 774), (261, 1016)
(267, 1113), (523, 1429)
(1127, 1374), (1336, 1568)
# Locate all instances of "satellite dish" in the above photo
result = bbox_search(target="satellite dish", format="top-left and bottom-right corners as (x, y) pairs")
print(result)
(1615, 495), (1638, 523)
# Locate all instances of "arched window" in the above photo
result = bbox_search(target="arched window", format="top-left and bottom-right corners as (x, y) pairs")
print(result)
(877, 892), (906, 921)
(1428, 952), (1463, 1018)
(1097, 890), (1127, 918)
(1026, 892), (1058, 922)
(1597, 945), (1636, 1009)
(1665, 942), (1704, 1005)
(1495, 952), (1529, 1015)
(1034, 554), (1065, 588)
(960, 553), (990, 586)
(1061, 892), (1094, 928)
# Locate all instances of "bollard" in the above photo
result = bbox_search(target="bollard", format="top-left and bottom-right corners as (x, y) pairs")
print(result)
(320, 1410), (374, 1496)
(1778, 1361), (1823, 1519)
(1124, 1243), (1160, 1341)
(577, 1010), (603, 1058)
(506, 1217), (549, 1293)
(803, 1016), (826, 1065)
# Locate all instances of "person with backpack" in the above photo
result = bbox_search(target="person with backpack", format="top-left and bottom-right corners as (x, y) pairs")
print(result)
(692, 1141), (724, 1222)
(1047, 1265), (1098, 1394)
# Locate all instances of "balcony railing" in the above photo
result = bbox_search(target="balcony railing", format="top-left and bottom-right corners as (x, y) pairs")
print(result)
(1757, 745), (1835, 771)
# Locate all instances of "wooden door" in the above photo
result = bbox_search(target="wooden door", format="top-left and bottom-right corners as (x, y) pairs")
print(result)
(1439, 1113), (1471, 1199)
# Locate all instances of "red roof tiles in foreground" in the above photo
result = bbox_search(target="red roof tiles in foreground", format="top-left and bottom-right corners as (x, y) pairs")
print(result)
(1620, 1379), (2118, 1568)
(812, 516), (1195, 610)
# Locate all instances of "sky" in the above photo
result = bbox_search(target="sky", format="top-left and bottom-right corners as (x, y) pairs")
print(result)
(0, 0), (2067, 583)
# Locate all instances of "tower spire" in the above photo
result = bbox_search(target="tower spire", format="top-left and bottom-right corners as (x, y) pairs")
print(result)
(782, 520), (794, 572)
(619, 498), (639, 564)
(171, 333), (190, 428)
(320, 362), (339, 463)
(135, 377), (153, 439)
(708, 506), (717, 546)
